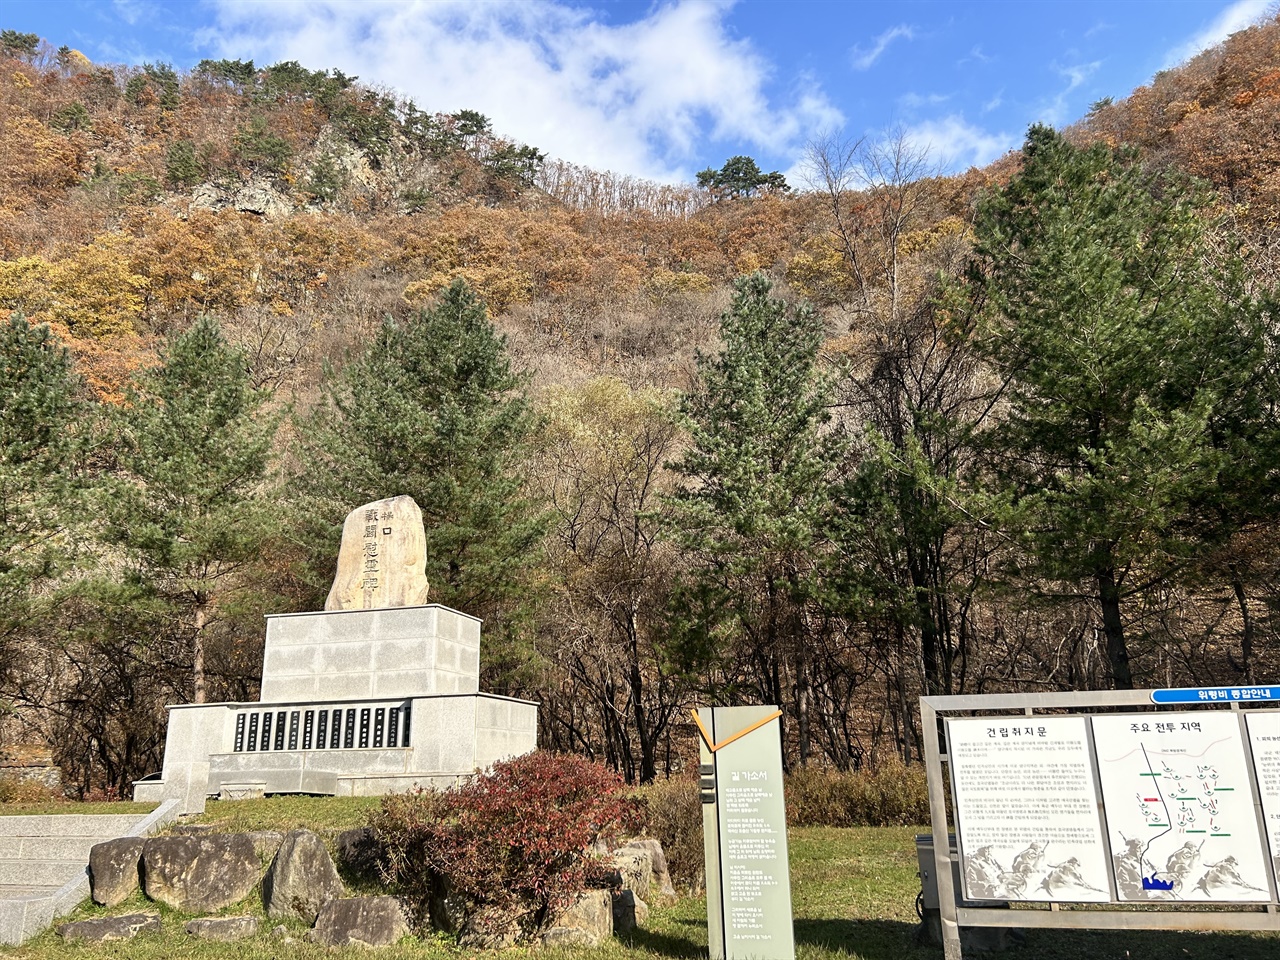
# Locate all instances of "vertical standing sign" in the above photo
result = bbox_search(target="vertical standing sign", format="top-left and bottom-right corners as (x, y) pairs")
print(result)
(697, 705), (795, 960)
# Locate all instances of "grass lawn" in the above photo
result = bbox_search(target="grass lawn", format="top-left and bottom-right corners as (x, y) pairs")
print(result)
(3, 809), (1280, 958)
(170, 796), (382, 835)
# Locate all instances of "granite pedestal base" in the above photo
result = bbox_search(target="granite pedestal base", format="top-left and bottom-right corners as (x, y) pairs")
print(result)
(134, 605), (538, 812)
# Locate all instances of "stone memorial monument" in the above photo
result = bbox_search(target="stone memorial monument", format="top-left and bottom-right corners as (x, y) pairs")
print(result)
(325, 496), (430, 611)
(135, 497), (538, 814)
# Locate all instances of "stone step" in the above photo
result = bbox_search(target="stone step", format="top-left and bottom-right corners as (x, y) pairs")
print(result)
(0, 836), (112, 862)
(0, 884), (61, 900)
(217, 782), (266, 801)
(0, 861), (86, 888)
(0, 815), (147, 838)
(0, 800), (180, 947)
(0, 894), (54, 945)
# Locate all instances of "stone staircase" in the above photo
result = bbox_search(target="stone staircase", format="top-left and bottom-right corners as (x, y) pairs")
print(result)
(0, 801), (180, 944)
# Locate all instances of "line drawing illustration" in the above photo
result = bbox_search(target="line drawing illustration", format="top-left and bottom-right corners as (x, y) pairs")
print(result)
(1095, 716), (1269, 902)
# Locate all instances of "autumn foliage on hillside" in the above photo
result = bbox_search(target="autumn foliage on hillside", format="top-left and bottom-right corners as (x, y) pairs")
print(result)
(1080, 21), (1280, 241)
(0, 20), (1276, 393)
(0, 42), (852, 399)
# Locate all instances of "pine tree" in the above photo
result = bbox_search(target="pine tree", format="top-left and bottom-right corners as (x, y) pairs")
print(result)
(967, 125), (1278, 689)
(100, 315), (278, 703)
(0, 315), (81, 650)
(296, 281), (545, 676)
(667, 273), (844, 763)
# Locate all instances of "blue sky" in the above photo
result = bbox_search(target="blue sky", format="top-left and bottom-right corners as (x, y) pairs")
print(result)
(5, 0), (1273, 184)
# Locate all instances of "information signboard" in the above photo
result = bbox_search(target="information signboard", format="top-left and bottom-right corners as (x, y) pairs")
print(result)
(922, 690), (1280, 960)
(1092, 712), (1271, 901)
(947, 716), (1110, 901)
(697, 706), (795, 960)
(1243, 712), (1280, 891)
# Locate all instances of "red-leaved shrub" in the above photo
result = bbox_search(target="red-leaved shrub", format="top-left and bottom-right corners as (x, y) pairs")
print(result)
(370, 751), (643, 942)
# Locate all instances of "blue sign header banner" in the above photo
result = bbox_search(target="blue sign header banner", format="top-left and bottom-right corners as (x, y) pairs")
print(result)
(1151, 686), (1280, 704)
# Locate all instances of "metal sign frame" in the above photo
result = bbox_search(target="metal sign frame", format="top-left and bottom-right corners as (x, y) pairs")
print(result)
(921, 689), (1280, 960)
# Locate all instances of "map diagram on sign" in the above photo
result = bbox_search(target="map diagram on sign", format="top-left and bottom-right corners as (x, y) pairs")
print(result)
(1092, 712), (1271, 902)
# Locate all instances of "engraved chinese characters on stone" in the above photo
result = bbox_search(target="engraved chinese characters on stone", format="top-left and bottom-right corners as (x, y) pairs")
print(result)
(324, 496), (430, 611)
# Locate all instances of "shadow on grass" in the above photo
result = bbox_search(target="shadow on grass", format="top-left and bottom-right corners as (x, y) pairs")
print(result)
(618, 924), (707, 958)
(625, 915), (932, 960)
(1005, 925), (1280, 960)
(795, 917), (932, 960)
(792, 917), (1280, 960)
(621, 908), (1280, 960)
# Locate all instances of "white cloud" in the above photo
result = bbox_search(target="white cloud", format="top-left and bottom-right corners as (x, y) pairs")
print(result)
(111, 0), (149, 26)
(1038, 59), (1100, 126)
(899, 91), (950, 109)
(200, 0), (842, 183)
(959, 44), (992, 66)
(902, 116), (1017, 171)
(1163, 0), (1272, 68)
(982, 92), (1003, 113)
(851, 24), (915, 71)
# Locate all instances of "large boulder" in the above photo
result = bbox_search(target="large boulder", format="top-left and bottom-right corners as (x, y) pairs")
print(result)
(247, 830), (285, 861)
(310, 897), (409, 947)
(263, 829), (346, 922)
(458, 915), (521, 950)
(542, 890), (613, 947)
(190, 178), (293, 219)
(619, 838), (677, 902)
(235, 178), (293, 218)
(89, 837), (145, 907)
(185, 916), (259, 941)
(57, 913), (160, 942)
(428, 876), (468, 934)
(141, 834), (261, 913)
(325, 496), (430, 610)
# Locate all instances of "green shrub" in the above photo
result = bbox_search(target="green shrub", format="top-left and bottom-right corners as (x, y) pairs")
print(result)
(369, 751), (642, 943)
(50, 102), (91, 133)
(635, 777), (703, 892)
(334, 91), (397, 166)
(193, 58), (257, 91)
(235, 114), (293, 175)
(785, 762), (929, 827)
(125, 63), (180, 111)
(144, 63), (180, 111)
(400, 187), (433, 213)
(258, 60), (352, 109)
(0, 30), (39, 58)
(166, 140), (206, 188)
(123, 74), (147, 105)
(305, 152), (346, 202)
